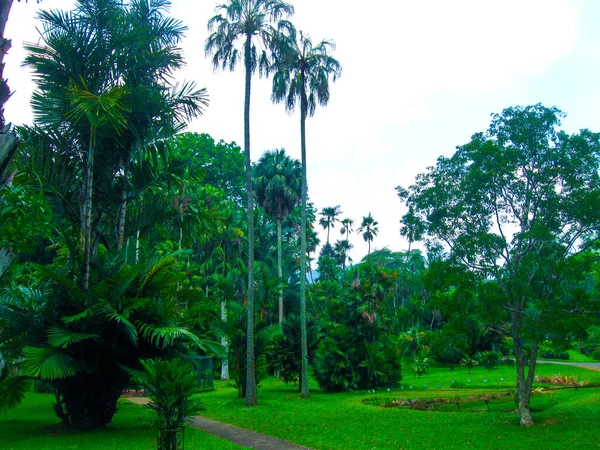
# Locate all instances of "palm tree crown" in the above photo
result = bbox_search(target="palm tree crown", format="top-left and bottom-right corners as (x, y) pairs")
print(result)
(254, 149), (301, 222)
(340, 217), (354, 241)
(205, 0), (295, 75)
(319, 205), (341, 244)
(271, 30), (341, 118)
(358, 213), (379, 256)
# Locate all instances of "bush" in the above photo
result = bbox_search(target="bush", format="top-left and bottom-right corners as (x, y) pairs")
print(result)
(460, 355), (479, 374)
(411, 356), (430, 377)
(541, 350), (570, 360)
(312, 262), (402, 392)
(212, 302), (278, 398)
(269, 315), (317, 390)
(313, 322), (402, 392)
(476, 351), (500, 369)
(591, 348), (600, 361)
(132, 358), (205, 450)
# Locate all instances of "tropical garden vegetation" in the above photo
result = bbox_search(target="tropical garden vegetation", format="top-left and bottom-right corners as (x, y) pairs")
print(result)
(1, 0), (600, 449)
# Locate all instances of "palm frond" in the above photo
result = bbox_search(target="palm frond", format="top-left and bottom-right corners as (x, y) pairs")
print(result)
(47, 327), (100, 348)
(0, 376), (32, 413)
(98, 300), (138, 345)
(137, 323), (225, 357)
(22, 346), (77, 380)
(137, 256), (178, 296)
(62, 307), (95, 324)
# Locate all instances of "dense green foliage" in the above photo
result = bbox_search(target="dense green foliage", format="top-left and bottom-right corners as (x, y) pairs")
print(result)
(312, 263), (402, 391)
(1, 0), (599, 444)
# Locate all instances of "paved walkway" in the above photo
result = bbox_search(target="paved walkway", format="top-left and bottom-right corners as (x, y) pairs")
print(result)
(537, 360), (600, 372)
(125, 396), (312, 449)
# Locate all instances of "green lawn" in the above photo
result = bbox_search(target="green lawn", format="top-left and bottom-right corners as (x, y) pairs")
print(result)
(198, 363), (600, 450)
(0, 394), (243, 450)
(2, 363), (599, 450)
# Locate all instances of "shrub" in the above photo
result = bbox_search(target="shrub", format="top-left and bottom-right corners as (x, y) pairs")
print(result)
(269, 315), (317, 390)
(313, 322), (402, 392)
(132, 358), (205, 450)
(411, 356), (430, 377)
(476, 351), (500, 369)
(460, 355), (479, 374)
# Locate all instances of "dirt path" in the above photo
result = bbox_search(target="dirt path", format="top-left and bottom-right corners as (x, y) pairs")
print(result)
(125, 396), (312, 449)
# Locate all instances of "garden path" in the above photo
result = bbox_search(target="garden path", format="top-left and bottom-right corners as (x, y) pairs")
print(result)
(125, 396), (312, 450)
(537, 360), (600, 372)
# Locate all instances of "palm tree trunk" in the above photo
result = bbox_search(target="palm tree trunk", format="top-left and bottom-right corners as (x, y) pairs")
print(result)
(277, 218), (284, 324)
(243, 35), (257, 407)
(220, 299), (230, 381)
(82, 134), (94, 292)
(299, 83), (310, 399)
(135, 230), (140, 264)
(116, 158), (129, 251)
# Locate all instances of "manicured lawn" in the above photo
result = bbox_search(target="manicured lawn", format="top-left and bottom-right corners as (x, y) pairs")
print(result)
(0, 394), (243, 450)
(2, 363), (599, 449)
(198, 363), (600, 450)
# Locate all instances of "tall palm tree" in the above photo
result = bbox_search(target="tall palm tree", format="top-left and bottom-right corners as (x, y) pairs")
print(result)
(334, 239), (352, 270)
(66, 82), (128, 291)
(205, 0), (294, 406)
(24, 0), (207, 286)
(254, 148), (301, 323)
(358, 213), (379, 256)
(319, 205), (341, 244)
(340, 217), (354, 242)
(271, 28), (341, 398)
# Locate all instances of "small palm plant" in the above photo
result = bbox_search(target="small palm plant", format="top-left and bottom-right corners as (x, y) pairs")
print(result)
(461, 355), (479, 374)
(411, 356), (430, 378)
(132, 358), (205, 450)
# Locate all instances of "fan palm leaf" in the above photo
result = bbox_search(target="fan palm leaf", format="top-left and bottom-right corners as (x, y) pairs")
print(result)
(22, 346), (77, 380)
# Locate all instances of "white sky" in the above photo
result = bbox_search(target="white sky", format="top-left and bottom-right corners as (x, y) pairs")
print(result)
(5, 0), (600, 263)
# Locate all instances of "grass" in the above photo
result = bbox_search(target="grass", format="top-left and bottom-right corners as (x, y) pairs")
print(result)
(0, 393), (243, 450)
(197, 363), (600, 450)
(2, 362), (599, 449)
(565, 349), (597, 363)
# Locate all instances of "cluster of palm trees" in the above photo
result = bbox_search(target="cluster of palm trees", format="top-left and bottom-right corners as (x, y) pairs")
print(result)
(319, 205), (379, 265)
(205, 0), (341, 403)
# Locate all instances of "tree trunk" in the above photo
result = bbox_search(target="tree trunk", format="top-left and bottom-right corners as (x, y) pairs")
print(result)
(299, 79), (310, 399)
(116, 158), (129, 251)
(511, 307), (538, 427)
(82, 135), (94, 292)
(277, 218), (284, 324)
(0, 243), (14, 280)
(135, 230), (140, 264)
(0, 130), (18, 280)
(243, 35), (257, 407)
(0, 0), (14, 131)
(0, 1), (21, 281)
(220, 299), (230, 381)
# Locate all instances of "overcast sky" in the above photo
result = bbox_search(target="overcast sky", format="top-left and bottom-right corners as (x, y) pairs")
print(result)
(5, 0), (600, 262)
